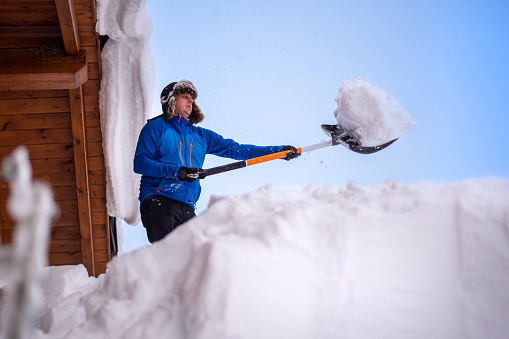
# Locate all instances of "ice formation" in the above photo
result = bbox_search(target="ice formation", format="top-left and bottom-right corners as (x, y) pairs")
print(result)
(96, 0), (154, 225)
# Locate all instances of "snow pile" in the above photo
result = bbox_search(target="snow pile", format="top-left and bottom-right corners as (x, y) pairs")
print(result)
(96, 0), (154, 225)
(334, 77), (418, 146)
(2, 179), (507, 339)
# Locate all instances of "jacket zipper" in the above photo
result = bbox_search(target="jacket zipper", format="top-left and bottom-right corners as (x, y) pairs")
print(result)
(179, 139), (184, 165)
(180, 139), (194, 167)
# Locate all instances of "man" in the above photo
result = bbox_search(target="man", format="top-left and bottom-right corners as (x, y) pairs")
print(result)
(134, 80), (299, 243)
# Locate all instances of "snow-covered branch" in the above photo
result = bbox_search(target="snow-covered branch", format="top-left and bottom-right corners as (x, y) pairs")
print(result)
(0, 146), (59, 339)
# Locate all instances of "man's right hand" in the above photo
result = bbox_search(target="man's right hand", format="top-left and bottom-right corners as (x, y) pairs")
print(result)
(178, 167), (202, 182)
(282, 145), (300, 161)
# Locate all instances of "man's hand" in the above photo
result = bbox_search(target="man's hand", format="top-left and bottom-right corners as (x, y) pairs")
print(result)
(282, 145), (300, 161)
(178, 167), (202, 182)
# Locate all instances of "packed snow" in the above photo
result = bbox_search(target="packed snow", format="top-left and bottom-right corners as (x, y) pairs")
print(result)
(96, 0), (154, 225)
(1, 179), (508, 339)
(334, 77), (418, 146)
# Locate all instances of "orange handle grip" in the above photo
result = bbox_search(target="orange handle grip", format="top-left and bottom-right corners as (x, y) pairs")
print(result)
(246, 148), (302, 166)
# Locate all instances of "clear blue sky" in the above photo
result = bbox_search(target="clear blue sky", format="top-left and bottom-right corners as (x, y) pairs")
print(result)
(123, 0), (509, 250)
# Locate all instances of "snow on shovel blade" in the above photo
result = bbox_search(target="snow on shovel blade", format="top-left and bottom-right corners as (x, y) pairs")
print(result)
(321, 124), (397, 154)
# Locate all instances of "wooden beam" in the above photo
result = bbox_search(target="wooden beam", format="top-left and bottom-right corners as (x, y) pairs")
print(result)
(0, 49), (87, 91)
(69, 86), (95, 277)
(0, 214), (4, 246)
(55, 0), (81, 55)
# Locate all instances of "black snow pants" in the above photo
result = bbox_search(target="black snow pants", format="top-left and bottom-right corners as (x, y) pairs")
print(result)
(140, 195), (196, 243)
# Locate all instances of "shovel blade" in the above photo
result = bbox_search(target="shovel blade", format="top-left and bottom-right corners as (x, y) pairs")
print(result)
(321, 124), (397, 154)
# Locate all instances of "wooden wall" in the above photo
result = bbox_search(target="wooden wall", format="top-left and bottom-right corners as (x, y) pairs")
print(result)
(0, 0), (110, 276)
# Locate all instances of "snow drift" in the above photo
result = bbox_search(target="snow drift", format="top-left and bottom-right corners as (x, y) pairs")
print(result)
(2, 179), (507, 339)
(335, 77), (418, 146)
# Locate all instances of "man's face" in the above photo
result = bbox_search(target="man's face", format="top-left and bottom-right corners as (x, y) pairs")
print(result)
(174, 93), (194, 118)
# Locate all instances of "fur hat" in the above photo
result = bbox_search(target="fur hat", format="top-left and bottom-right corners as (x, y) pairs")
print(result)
(160, 80), (204, 124)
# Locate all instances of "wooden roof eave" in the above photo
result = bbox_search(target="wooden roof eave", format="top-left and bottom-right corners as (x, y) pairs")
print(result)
(0, 49), (88, 91)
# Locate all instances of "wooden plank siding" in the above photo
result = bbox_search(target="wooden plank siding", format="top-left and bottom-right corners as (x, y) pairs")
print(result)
(0, 0), (110, 276)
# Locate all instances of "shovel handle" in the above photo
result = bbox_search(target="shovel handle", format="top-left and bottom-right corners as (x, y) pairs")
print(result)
(246, 148), (302, 166)
(198, 147), (302, 179)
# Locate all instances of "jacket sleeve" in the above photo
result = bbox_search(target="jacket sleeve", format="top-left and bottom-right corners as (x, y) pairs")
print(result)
(204, 129), (284, 160)
(134, 122), (181, 179)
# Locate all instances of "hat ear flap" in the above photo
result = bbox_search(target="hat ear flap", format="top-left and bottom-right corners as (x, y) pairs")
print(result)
(162, 96), (176, 122)
(189, 102), (204, 124)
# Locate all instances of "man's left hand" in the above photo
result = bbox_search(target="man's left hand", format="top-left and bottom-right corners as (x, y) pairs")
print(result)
(178, 167), (202, 182)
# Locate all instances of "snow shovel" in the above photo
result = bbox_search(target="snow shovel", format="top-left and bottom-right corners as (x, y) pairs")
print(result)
(191, 124), (397, 180)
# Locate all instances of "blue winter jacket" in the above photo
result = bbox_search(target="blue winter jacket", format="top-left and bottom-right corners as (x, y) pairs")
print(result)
(134, 115), (284, 209)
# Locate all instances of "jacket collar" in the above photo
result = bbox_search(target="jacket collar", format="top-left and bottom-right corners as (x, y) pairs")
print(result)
(170, 114), (192, 135)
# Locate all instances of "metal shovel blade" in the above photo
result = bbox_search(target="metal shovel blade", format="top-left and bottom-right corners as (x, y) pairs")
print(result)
(321, 124), (398, 154)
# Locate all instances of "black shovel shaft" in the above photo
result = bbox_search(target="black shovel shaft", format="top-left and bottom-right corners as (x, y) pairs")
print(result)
(198, 160), (247, 179)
